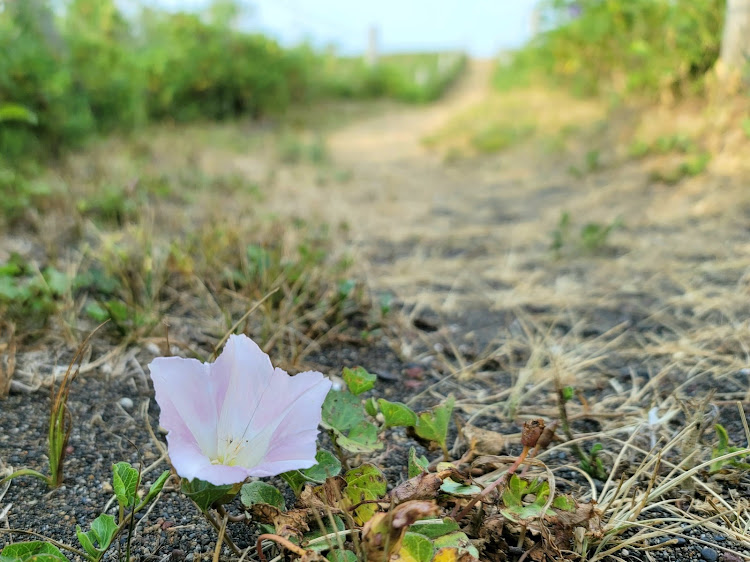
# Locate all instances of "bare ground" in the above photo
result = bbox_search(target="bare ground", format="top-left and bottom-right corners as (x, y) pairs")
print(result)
(2, 60), (750, 560)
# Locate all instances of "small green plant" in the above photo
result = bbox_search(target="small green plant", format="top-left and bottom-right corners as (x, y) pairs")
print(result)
(0, 254), (69, 329)
(471, 123), (535, 153)
(0, 326), (104, 488)
(709, 424), (750, 473)
(550, 211), (622, 256)
(0, 461), (169, 561)
(742, 118), (750, 139)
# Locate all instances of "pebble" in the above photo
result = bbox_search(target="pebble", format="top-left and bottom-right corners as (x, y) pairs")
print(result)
(700, 547), (718, 562)
(119, 397), (134, 410)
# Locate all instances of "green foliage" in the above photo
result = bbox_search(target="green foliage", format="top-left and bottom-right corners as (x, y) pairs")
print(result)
(181, 479), (240, 513)
(240, 481), (287, 511)
(342, 464), (387, 524)
(112, 462), (139, 509)
(342, 366), (377, 395)
(0, 1), (464, 162)
(378, 399), (418, 428)
(319, 52), (466, 104)
(322, 386), (383, 454)
(414, 396), (455, 457)
(495, 0), (725, 98)
(408, 447), (430, 478)
(0, 541), (69, 562)
(710, 424), (750, 473)
(280, 449), (342, 496)
(0, 253), (68, 329)
(580, 443), (608, 480)
(471, 123), (535, 153)
(550, 211), (622, 255)
(75, 514), (117, 561)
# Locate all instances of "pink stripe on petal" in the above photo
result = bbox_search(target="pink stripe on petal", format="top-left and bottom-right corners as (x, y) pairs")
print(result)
(214, 335), (277, 443)
(149, 357), (219, 459)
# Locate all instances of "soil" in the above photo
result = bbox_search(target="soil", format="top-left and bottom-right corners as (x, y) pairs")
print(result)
(2, 60), (750, 561)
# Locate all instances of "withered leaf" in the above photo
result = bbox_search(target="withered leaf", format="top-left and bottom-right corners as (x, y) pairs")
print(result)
(361, 501), (439, 561)
(461, 424), (508, 456)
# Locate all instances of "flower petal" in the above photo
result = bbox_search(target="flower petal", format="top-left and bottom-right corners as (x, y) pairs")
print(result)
(214, 334), (276, 450)
(167, 436), (251, 485)
(149, 356), (219, 460)
(234, 369), (332, 476)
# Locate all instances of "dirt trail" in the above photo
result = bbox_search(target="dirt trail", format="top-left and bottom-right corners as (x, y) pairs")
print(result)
(329, 59), (494, 164)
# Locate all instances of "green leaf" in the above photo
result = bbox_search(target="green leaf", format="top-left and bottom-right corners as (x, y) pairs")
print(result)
(112, 462), (139, 509)
(240, 481), (286, 511)
(142, 470), (170, 505)
(409, 518), (460, 539)
(552, 495), (576, 511)
(439, 478), (481, 497)
(397, 532), (434, 562)
(280, 470), (308, 497)
(408, 447), (430, 478)
(364, 397), (378, 417)
(43, 268), (69, 296)
(282, 450), (343, 495)
(85, 302), (109, 322)
(305, 516), (346, 552)
(378, 399), (417, 428)
(321, 390), (365, 432)
(414, 396), (454, 452)
(90, 514), (117, 552)
(303, 449), (342, 482)
(327, 550), (357, 562)
(76, 514), (116, 559)
(432, 531), (480, 559)
(181, 478), (238, 512)
(0, 542), (69, 562)
(0, 104), (38, 125)
(76, 525), (99, 559)
(342, 366), (376, 395)
(501, 474), (528, 508)
(562, 386), (575, 401)
(343, 464), (387, 524)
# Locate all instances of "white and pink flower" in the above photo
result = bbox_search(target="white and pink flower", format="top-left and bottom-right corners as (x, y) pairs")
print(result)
(149, 334), (331, 486)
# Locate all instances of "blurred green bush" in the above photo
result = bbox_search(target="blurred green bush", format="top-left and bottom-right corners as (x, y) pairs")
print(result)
(0, 0), (466, 163)
(495, 0), (725, 97)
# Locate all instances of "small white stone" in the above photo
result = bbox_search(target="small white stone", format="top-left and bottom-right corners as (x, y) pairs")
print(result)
(119, 397), (134, 410)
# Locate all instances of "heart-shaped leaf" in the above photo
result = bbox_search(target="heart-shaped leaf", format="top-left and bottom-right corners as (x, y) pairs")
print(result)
(327, 550), (357, 562)
(322, 390), (364, 432)
(181, 478), (239, 512)
(409, 518), (460, 539)
(415, 396), (454, 453)
(0, 541), (69, 562)
(342, 366), (376, 395)
(378, 399), (417, 428)
(408, 447), (430, 478)
(343, 464), (387, 524)
(394, 532), (434, 562)
(439, 478), (481, 497)
(76, 514), (117, 559)
(112, 462), (139, 509)
(241, 481), (286, 511)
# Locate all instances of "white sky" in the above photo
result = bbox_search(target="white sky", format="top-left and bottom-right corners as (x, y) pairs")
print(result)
(145, 0), (539, 56)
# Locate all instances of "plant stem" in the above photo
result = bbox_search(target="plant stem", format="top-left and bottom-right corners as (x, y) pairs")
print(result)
(204, 507), (241, 556)
(256, 533), (308, 562)
(454, 446), (530, 522)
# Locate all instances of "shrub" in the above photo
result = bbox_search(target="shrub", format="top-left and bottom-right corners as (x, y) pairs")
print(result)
(495, 0), (725, 98)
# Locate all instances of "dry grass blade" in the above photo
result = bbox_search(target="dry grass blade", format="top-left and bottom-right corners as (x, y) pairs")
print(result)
(0, 322), (15, 398)
(48, 321), (109, 487)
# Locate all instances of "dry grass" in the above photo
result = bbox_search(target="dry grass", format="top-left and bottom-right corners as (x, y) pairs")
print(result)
(2, 61), (750, 559)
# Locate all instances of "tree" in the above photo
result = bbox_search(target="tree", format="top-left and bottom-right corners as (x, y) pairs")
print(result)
(719, 0), (750, 79)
